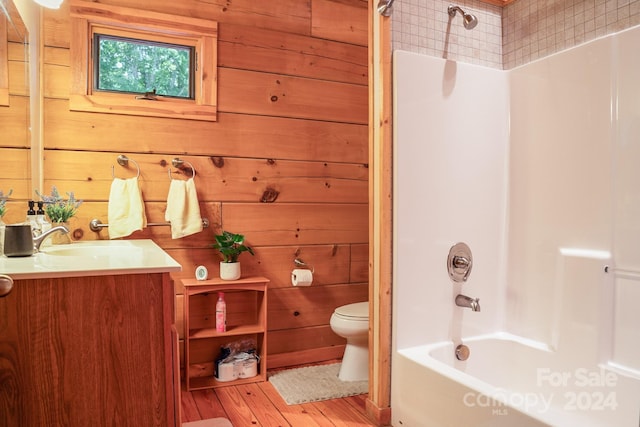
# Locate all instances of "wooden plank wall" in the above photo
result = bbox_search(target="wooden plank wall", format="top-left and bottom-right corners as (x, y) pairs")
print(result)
(40, 0), (369, 370)
(0, 12), (30, 223)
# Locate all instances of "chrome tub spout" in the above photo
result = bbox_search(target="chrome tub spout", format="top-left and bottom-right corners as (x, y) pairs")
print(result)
(455, 294), (481, 312)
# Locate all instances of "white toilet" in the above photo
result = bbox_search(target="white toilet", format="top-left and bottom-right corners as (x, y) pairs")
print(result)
(329, 301), (369, 382)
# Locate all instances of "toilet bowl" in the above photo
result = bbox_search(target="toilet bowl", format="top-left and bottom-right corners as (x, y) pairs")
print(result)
(329, 301), (369, 381)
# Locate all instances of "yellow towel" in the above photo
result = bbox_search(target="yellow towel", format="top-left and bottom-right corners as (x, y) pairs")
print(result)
(108, 177), (147, 239)
(165, 178), (203, 239)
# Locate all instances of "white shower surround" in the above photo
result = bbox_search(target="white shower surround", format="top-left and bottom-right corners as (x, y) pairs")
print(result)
(392, 25), (640, 427)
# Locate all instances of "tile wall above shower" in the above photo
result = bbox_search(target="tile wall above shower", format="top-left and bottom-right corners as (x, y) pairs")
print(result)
(392, 0), (640, 69)
(391, 0), (503, 68)
(504, 0), (640, 68)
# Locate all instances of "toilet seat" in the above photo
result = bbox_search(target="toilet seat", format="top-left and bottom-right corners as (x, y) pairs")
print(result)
(334, 302), (368, 319)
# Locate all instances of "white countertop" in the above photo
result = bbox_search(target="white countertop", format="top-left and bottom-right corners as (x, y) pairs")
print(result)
(0, 239), (182, 280)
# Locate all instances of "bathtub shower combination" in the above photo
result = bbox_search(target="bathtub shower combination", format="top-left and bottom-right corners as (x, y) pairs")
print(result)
(392, 25), (640, 427)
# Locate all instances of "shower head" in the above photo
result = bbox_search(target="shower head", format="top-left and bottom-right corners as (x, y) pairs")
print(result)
(448, 5), (478, 30)
(377, 0), (396, 17)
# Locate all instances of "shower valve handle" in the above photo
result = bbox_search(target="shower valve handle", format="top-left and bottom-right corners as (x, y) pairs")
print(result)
(447, 242), (473, 283)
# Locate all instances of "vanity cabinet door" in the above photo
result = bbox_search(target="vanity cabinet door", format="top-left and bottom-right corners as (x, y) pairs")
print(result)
(0, 273), (177, 427)
(0, 275), (22, 427)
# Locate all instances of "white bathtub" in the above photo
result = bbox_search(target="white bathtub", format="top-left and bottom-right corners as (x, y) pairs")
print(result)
(392, 333), (640, 427)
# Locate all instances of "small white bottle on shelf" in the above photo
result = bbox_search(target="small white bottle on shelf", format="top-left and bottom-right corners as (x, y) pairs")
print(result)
(26, 200), (40, 235)
(215, 292), (226, 333)
(37, 201), (52, 248)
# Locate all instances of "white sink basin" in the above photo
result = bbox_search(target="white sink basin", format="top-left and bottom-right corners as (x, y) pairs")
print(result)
(1, 239), (181, 280)
(40, 241), (139, 257)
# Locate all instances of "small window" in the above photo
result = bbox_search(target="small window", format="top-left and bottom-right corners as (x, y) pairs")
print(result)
(70, 0), (217, 122)
(94, 34), (195, 100)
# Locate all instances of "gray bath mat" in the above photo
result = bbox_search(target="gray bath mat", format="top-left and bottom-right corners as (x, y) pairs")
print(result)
(268, 363), (368, 405)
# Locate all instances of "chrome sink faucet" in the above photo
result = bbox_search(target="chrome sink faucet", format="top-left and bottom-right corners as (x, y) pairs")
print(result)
(33, 225), (70, 252)
(455, 294), (481, 312)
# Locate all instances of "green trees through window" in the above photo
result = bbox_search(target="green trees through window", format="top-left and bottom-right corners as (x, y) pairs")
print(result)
(95, 34), (194, 99)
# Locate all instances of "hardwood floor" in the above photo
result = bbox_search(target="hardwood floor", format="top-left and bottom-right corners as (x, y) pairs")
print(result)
(180, 375), (378, 426)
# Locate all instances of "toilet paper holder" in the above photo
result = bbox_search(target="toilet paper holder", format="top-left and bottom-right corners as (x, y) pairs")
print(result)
(293, 258), (314, 273)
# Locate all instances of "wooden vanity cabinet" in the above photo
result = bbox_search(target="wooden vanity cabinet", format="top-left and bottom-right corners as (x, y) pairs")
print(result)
(0, 272), (179, 427)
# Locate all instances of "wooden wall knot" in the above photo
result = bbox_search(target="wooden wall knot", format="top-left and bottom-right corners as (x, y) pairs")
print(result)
(260, 187), (279, 203)
(179, 166), (195, 177)
(210, 156), (224, 168)
(72, 228), (84, 240)
(180, 166), (195, 177)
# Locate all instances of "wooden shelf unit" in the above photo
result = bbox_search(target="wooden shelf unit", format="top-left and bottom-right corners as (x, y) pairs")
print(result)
(182, 276), (269, 390)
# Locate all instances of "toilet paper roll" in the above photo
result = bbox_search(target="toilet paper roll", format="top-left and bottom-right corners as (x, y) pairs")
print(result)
(291, 269), (313, 286)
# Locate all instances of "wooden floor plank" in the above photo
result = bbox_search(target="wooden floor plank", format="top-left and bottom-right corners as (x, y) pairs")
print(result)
(215, 385), (263, 426)
(299, 402), (342, 427)
(257, 380), (327, 427)
(236, 383), (292, 427)
(180, 361), (377, 427)
(310, 398), (375, 427)
(191, 389), (227, 420)
(344, 394), (367, 413)
(180, 386), (202, 422)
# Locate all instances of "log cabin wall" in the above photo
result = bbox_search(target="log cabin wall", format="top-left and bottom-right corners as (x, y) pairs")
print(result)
(40, 0), (369, 370)
(0, 7), (30, 223)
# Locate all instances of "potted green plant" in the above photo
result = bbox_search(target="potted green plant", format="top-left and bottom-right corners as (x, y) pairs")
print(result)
(37, 186), (82, 223)
(37, 186), (82, 244)
(211, 230), (254, 280)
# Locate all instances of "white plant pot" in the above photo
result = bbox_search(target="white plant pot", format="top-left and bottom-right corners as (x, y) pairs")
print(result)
(219, 262), (241, 280)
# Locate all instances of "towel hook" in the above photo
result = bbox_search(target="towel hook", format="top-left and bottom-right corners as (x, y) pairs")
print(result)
(168, 157), (196, 180)
(112, 155), (140, 179)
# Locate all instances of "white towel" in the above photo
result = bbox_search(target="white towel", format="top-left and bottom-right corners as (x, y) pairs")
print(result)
(108, 177), (147, 239)
(165, 178), (203, 239)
